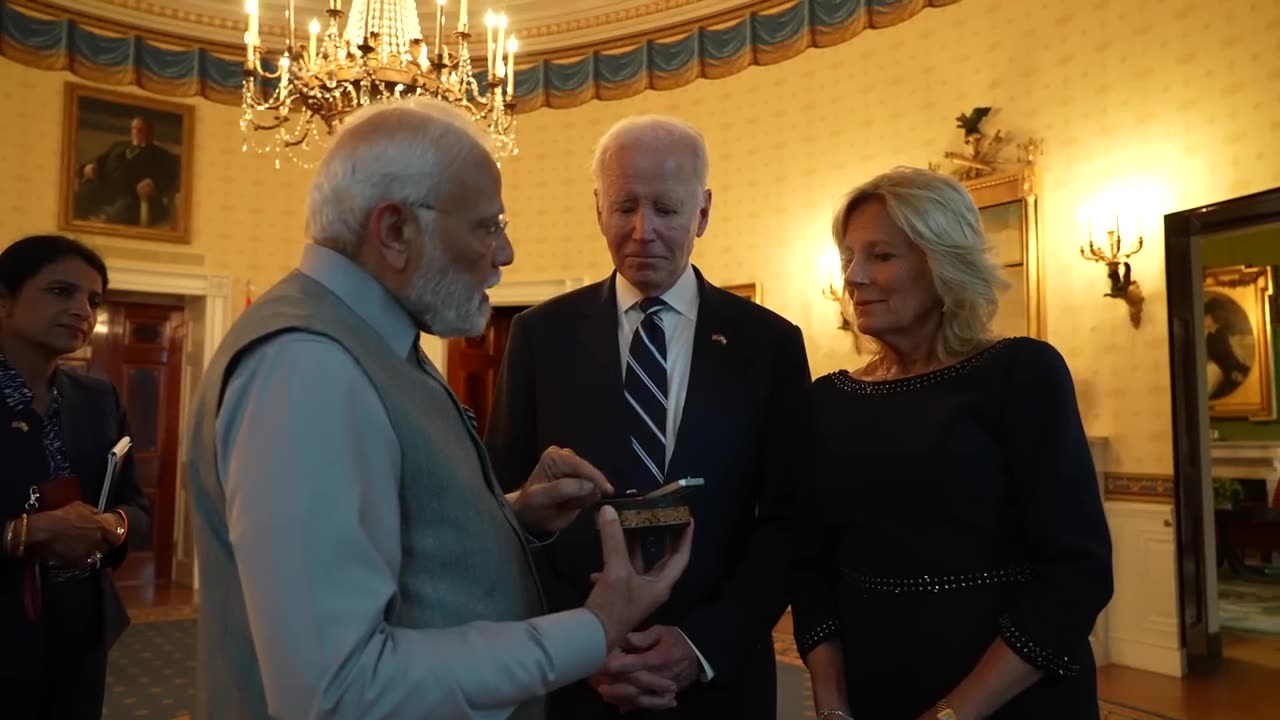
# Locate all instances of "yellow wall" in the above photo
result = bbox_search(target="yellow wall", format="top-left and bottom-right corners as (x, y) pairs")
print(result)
(1, 0), (1277, 475)
(494, 0), (1280, 473)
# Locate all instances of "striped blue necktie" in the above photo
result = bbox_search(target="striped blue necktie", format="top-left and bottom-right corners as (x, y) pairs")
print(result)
(623, 297), (669, 494)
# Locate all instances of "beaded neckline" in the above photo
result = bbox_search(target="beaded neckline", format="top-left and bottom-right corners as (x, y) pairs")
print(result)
(831, 337), (1016, 395)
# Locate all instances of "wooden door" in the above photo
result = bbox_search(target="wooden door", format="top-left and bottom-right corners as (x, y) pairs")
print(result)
(83, 300), (186, 585)
(445, 306), (525, 437)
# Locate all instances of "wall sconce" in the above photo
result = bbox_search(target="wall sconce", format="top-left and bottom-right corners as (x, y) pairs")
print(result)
(1079, 215), (1145, 328)
(820, 247), (851, 331)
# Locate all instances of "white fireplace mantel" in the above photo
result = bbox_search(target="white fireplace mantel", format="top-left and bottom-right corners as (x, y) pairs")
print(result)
(1211, 441), (1280, 502)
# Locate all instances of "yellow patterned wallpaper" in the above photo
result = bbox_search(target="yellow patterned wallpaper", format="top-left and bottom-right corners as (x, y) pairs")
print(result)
(1, 0), (1277, 474)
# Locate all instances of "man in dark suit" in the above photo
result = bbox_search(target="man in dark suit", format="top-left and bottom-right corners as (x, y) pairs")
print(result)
(73, 115), (179, 228)
(486, 115), (812, 718)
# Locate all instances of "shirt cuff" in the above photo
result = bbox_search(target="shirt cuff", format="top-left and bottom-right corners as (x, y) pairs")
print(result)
(675, 627), (715, 682)
(530, 608), (610, 683)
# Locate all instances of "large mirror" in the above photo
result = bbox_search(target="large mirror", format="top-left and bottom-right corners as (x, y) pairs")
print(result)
(964, 165), (1044, 340)
(929, 108), (1044, 340)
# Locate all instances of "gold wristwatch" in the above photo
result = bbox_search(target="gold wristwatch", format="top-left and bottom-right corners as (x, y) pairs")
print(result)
(934, 700), (957, 720)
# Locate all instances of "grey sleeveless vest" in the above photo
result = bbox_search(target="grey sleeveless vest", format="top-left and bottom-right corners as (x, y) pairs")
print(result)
(185, 270), (544, 719)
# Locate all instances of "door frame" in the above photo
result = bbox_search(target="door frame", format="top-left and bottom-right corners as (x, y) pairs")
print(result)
(1164, 186), (1280, 672)
(104, 262), (232, 590)
(423, 277), (587, 374)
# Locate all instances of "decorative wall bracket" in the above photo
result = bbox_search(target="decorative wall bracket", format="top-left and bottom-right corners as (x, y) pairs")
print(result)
(1081, 221), (1145, 328)
(928, 106), (1043, 185)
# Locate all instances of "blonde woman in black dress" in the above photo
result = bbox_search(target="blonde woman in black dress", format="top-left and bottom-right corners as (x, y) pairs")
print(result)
(790, 167), (1112, 720)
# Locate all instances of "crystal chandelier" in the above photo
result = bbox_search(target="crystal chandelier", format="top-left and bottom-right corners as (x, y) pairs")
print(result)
(242, 0), (519, 167)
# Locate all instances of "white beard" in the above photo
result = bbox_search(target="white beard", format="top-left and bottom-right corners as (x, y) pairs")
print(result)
(401, 254), (493, 338)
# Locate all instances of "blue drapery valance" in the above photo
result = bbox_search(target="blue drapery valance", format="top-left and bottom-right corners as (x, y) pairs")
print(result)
(0, 0), (960, 111)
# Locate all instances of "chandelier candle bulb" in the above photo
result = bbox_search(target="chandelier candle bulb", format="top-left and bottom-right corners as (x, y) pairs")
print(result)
(245, 0), (259, 59)
(434, 0), (446, 57)
(287, 0), (295, 49)
(308, 19), (320, 61)
(506, 35), (516, 95)
(458, 0), (467, 31)
(485, 10), (496, 75)
(496, 13), (507, 77)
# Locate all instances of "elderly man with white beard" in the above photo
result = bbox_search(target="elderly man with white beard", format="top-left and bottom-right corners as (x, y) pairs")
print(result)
(184, 99), (693, 720)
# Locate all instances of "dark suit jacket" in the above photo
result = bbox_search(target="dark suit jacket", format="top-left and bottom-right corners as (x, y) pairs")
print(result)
(1, 369), (151, 653)
(485, 267), (813, 719)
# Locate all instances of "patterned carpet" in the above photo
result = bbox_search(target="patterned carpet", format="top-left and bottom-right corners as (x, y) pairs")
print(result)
(1218, 579), (1280, 635)
(103, 611), (197, 720)
(99, 616), (1173, 720)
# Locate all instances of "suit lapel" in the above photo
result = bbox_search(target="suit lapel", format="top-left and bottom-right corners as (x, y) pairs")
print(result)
(575, 275), (630, 485)
(667, 270), (735, 480)
(52, 372), (89, 491)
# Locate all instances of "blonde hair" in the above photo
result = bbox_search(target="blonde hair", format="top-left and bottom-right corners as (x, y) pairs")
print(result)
(831, 166), (1008, 363)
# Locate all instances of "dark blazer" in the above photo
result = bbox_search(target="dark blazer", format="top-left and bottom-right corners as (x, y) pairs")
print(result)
(485, 267), (813, 719)
(1, 369), (151, 652)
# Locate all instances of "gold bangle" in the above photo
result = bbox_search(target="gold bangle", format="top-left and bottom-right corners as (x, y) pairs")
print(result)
(16, 514), (29, 559)
(112, 509), (128, 540)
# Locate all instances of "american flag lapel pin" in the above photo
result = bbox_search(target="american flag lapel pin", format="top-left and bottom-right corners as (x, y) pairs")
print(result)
(711, 333), (727, 345)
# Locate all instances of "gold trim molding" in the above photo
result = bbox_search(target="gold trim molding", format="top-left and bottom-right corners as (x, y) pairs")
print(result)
(41, 0), (738, 51)
(1104, 473), (1175, 503)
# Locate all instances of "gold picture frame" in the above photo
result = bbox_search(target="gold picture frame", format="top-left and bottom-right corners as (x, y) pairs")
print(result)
(964, 166), (1044, 340)
(59, 82), (195, 244)
(929, 109), (1045, 340)
(723, 283), (761, 304)
(1203, 265), (1275, 420)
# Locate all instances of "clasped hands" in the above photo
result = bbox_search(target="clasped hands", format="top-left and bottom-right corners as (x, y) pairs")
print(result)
(24, 501), (124, 568)
(507, 446), (697, 712)
(591, 624), (702, 712)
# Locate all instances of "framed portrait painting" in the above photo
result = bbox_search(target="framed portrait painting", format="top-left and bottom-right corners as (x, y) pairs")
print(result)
(1203, 265), (1275, 420)
(59, 83), (194, 243)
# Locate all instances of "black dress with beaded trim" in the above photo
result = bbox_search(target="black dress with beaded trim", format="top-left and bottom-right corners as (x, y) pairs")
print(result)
(789, 337), (1113, 719)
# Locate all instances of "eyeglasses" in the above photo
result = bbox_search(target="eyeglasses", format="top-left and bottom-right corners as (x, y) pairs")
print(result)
(408, 202), (509, 237)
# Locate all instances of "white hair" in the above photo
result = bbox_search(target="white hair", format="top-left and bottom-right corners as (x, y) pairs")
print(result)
(832, 166), (1009, 362)
(590, 115), (709, 190)
(305, 98), (493, 256)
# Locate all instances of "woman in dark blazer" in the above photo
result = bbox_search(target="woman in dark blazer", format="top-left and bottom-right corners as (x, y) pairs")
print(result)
(0, 235), (152, 719)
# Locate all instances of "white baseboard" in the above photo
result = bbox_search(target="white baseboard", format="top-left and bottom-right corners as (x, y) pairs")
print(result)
(1104, 636), (1185, 677)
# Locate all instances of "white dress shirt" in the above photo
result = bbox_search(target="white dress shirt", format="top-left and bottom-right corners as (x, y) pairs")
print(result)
(214, 244), (606, 720)
(614, 264), (715, 680)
